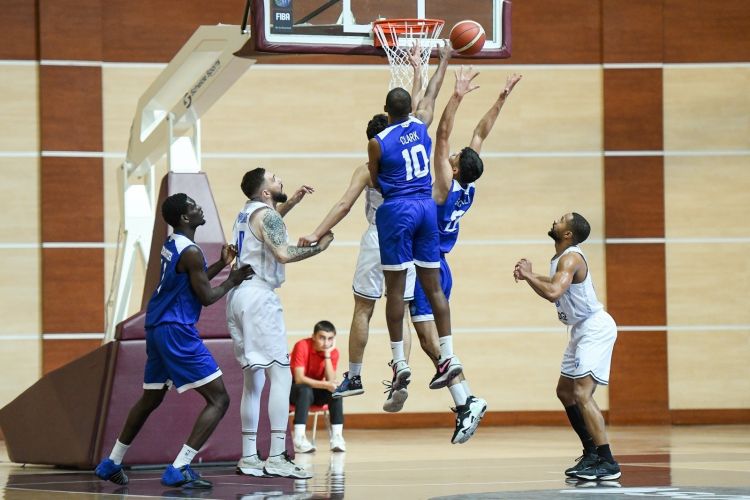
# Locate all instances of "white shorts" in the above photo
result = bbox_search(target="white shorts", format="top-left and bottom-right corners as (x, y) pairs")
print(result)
(560, 310), (617, 385)
(352, 224), (415, 301)
(226, 280), (290, 370)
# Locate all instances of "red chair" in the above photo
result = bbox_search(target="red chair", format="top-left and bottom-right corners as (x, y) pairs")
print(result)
(289, 403), (330, 446)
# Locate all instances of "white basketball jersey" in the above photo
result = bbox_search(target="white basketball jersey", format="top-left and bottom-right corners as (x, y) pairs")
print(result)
(364, 185), (383, 225)
(233, 201), (285, 289)
(549, 246), (603, 326)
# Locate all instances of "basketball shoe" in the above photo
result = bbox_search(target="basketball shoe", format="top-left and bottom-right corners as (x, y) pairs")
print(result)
(429, 356), (463, 389)
(236, 455), (265, 477)
(95, 458), (129, 485)
(450, 395), (487, 444)
(574, 457), (622, 481)
(263, 453), (313, 479)
(161, 464), (212, 488)
(330, 434), (346, 452)
(565, 450), (599, 477)
(293, 435), (316, 454)
(332, 372), (364, 398)
(382, 360), (411, 412)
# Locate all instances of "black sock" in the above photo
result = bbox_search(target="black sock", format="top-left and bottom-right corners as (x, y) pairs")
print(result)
(564, 405), (596, 453)
(597, 444), (615, 463)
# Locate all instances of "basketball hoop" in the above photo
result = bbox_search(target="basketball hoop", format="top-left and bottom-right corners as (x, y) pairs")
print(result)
(372, 18), (445, 91)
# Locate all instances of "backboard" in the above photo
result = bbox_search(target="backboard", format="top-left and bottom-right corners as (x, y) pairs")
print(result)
(249, 0), (511, 58)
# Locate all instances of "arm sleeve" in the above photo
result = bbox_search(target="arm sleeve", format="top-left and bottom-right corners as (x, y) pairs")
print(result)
(290, 340), (308, 372)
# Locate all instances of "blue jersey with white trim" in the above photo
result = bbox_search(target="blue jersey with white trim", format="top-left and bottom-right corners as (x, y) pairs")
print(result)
(437, 180), (476, 254)
(145, 233), (206, 328)
(375, 117), (433, 200)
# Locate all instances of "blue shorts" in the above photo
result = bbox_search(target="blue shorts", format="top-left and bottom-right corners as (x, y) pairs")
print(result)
(410, 255), (452, 322)
(376, 197), (440, 270)
(144, 323), (222, 393)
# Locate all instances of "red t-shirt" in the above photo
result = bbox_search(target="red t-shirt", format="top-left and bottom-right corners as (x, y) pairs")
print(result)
(290, 338), (339, 381)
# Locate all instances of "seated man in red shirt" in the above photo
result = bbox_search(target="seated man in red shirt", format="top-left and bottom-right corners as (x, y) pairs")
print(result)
(290, 320), (345, 453)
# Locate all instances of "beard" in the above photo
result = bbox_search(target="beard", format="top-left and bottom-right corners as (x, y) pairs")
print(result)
(271, 191), (288, 204)
(548, 228), (560, 241)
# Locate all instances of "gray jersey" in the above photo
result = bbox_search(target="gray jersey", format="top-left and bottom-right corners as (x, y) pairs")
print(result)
(549, 246), (603, 326)
(232, 201), (285, 289)
(364, 186), (383, 225)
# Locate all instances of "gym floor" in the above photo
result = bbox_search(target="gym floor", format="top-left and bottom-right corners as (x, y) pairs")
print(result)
(1, 425), (749, 499)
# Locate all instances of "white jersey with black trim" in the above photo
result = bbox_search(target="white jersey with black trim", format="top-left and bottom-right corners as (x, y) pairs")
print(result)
(549, 246), (603, 326)
(232, 200), (285, 289)
(364, 186), (383, 225)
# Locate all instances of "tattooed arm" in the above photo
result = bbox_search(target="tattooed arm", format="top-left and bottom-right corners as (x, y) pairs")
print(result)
(257, 208), (334, 263)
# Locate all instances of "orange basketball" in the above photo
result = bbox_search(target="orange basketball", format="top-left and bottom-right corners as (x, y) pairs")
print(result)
(449, 20), (486, 56)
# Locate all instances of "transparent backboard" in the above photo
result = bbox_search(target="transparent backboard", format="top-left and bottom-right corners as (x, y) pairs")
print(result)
(250, 0), (511, 58)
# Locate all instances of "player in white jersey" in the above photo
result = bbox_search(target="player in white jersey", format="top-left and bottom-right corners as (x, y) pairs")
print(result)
(513, 213), (621, 481)
(227, 168), (333, 480)
(298, 114), (417, 411)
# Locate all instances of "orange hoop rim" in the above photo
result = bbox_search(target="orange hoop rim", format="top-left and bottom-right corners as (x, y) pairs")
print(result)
(372, 18), (445, 48)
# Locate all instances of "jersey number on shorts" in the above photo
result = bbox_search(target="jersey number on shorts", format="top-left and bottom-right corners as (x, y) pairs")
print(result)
(444, 209), (467, 232)
(402, 144), (429, 181)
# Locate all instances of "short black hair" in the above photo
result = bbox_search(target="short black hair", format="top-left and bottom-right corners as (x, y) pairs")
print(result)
(366, 114), (388, 140)
(385, 87), (412, 118)
(458, 147), (484, 184)
(241, 168), (266, 199)
(570, 212), (591, 245)
(313, 320), (336, 335)
(161, 193), (190, 228)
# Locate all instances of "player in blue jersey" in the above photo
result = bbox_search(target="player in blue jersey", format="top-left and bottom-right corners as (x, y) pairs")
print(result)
(367, 40), (464, 397)
(406, 68), (522, 443)
(95, 193), (253, 489)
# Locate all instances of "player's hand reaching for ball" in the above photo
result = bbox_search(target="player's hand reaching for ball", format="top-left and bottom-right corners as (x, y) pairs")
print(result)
(438, 39), (453, 60)
(454, 65), (480, 98)
(288, 184), (315, 205)
(500, 73), (522, 100)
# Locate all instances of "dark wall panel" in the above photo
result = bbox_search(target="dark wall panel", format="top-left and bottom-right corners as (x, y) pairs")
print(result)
(42, 339), (103, 375)
(664, 0), (750, 63)
(604, 69), (663, 151)
(0, 0), (38, 59)
(605, 244), (666, 326)
(602, 0), (663, 63)
(604, 156), (664, 238)
(39, 0), (103, 60)
(41, 157), (103, 242)
(39, 66), (103, 151)
(42, 249), (104, 334)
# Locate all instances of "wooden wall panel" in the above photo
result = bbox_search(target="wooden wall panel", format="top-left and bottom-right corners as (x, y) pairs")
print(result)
(664, 0), (750, 63)
(42, 339), (102, 375)
(0, 65), (39, 151)
(41, 157), (103, 242)
(609, 331), (670, 424)
(602, 0), (663, 63)
(39, 66), (103, 152)
(0, 339), (41, 408)
(0, 0), (38, 59)
(0, 158), (40, 243)
(42, 249), (104, 333)
(604, 69), (663, 151)
(605, 244), (666, 326)
(0, 249), (41, 334)
(102, 0), (243, 62)
(507, 0), (601, 63)
(39, 0), (103, 60)
(604, 156), (664, 238)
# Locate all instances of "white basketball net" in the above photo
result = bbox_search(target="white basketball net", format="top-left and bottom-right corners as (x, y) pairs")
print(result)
(372, 19), (445, 91)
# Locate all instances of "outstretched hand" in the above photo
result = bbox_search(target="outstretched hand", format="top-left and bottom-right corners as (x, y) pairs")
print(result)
(454, 65), (480, 98)
(501, 73), (522, 99)
(407, 41), (421, 68)
(288, 184), (314, 205)
(438, 39), (453, 61)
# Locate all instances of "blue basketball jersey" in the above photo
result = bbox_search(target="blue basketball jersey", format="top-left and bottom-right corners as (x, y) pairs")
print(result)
(145, 233), (206, 328)
(437, 180), (476, 254)
(375, 117), (433, 200)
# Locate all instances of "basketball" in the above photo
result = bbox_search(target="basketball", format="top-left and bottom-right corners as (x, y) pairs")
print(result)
(449, 20), (486, 56)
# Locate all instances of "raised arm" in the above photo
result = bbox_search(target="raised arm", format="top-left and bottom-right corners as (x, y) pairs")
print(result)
(514, 253), (582, 302)
(407, 43), (423, 113)
(257, 208), (333, 264)
(367, 138), (381, 189)
(469, 73), (521, 154)
(298, 164), (369, 246)
(180, 246), (254, 306)
(277, 184), (314, 217)
(414, 40), (453, 127)
(432, 66), (480, 204)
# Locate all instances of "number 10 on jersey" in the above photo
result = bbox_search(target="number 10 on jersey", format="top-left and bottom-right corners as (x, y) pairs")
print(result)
(402, 144), (430, 181)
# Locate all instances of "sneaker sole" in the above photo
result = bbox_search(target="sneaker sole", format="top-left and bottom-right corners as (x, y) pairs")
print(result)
(331, 388), (365, 399)
(263, 469), (313, 480)
(429, 364), (463, 389)
(575, 471), (622, 481)
(236, 467), (266, 477)
(383, 389), (408, 413)
(395, 367), (411, 387)
(331, 446), (346, 452)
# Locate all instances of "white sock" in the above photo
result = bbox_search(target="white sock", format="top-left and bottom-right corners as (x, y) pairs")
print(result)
(438, 336), (454, 360)
(448, 383), (468, 406)
(390, 341), (405, 363)
(242, 431), (257, 458)
(270, 430), (286, 457)
(331, 424), (343, 438)
(109, 439), (130, 465)
(294, 424), (306, 440)
(349, 362), (363, 377)
(172, 444), (198, 469)
(461, 380), (473, 398)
